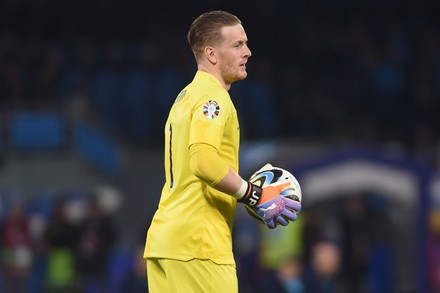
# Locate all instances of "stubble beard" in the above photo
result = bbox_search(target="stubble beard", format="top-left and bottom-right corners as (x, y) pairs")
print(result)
(222, 66), (247, 84)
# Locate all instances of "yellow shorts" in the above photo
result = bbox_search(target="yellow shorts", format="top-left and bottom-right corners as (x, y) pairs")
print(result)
(146, 258), (238, 293)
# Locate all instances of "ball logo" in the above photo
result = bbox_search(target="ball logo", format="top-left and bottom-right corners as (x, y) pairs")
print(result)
(203, 100), (220, 119)
(250, 171), (275, 188)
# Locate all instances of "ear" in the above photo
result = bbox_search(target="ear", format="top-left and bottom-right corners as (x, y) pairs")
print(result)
(204, 46), (217, 64)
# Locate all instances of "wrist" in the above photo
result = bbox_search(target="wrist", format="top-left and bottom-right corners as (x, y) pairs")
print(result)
(233, 179), (248, 199)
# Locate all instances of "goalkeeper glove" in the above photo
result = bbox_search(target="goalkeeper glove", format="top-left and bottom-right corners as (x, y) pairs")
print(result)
(238, 178), (301, 229)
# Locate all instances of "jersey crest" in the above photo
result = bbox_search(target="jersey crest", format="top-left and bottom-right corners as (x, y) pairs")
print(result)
(203, 100), (220, 119)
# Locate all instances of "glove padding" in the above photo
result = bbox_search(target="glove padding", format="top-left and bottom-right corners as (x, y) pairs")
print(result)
(240, 174), (302, 229)
(253, 180), (301, 229)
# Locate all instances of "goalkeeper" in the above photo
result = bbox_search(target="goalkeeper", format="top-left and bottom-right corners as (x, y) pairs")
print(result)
(144, 10), (301, 293)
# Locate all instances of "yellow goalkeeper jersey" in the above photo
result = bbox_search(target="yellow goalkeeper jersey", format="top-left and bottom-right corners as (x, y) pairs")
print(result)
(144, 70), (240, 265)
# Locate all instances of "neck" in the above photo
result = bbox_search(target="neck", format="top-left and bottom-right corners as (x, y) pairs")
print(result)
(197, 64), (230, 91)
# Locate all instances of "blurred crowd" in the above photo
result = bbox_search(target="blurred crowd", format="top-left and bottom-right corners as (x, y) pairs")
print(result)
(0, 0), (439, 161)
(0, 192), (147, 293)
(232, 192), (401, 293)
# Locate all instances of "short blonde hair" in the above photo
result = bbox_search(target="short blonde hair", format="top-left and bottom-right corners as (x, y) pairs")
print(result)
(187, 10), (241, 62)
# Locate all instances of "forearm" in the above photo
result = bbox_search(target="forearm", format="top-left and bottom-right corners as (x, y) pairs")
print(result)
(215, 167), (245, 196)
(189, 143), (245, 196)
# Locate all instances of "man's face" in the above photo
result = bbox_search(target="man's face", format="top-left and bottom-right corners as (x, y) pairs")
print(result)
(216, 24), (252, 85)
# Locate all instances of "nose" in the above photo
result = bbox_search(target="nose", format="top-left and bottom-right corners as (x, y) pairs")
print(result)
(244, 45), (252, 58)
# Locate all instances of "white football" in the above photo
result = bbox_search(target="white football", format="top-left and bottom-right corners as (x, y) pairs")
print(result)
(249, 164), (302, 202)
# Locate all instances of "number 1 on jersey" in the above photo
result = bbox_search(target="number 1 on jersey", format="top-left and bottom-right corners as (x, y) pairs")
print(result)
(169, 123), (174, 189)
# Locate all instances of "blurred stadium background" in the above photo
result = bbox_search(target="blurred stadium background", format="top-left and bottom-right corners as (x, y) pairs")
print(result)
(0, 0), (439, 292)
